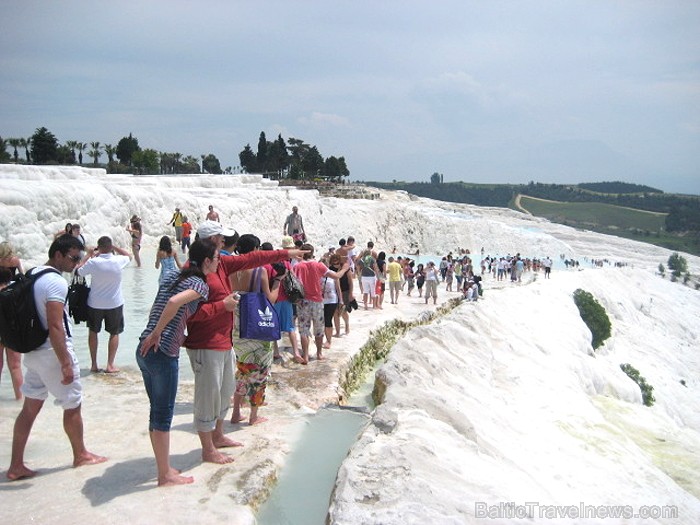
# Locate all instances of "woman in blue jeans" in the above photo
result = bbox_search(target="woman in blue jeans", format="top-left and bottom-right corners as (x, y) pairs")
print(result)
(136, 238), (225, 487)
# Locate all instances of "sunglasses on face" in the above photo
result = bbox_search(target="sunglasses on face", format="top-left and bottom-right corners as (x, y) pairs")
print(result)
(69, 254), (82, 263)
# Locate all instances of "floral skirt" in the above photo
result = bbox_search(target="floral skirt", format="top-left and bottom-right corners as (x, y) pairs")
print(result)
(233, 305), (273, 407)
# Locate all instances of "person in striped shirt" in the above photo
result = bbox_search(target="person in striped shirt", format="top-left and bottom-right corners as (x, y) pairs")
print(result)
(136, 238), (229, 487)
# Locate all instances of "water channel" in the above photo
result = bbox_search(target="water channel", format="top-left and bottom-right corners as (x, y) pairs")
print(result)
(256, 367), (379, 524)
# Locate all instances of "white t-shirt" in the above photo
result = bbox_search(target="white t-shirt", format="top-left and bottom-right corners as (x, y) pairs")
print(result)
(78, 254), (131, 309)
(347, 247), (359, 270)
(32, 266), (72, 351)
(322, 275), (338, 305)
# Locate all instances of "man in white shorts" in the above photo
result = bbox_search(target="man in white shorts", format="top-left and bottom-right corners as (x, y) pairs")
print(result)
(7, 234), (107, 481)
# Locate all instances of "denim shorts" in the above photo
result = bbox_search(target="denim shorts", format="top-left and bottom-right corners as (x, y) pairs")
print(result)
(136, 348), (179, 432)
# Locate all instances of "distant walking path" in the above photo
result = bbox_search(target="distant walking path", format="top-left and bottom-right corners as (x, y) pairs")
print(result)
(516, 193), (667, 217)
(513, 194), (532, 215)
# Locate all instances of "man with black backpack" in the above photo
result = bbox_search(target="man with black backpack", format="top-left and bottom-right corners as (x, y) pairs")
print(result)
(6, 235), (107, 481)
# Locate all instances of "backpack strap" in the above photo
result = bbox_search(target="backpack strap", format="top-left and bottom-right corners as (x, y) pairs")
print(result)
(29, 267), (72, 338)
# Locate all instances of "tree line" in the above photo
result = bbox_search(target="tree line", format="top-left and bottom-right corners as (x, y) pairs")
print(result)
(238, 131), (349, 182)
(0, 127), (224, 175)
(0, 127), (350, 183)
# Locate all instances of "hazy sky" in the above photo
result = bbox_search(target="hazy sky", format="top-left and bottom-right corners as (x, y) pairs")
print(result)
(1, 1), (699, 194)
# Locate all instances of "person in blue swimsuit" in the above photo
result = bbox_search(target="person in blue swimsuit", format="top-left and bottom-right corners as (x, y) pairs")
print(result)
(155, 236), (182, 285)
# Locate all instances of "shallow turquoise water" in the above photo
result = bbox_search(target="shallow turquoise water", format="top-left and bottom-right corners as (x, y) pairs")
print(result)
(256, 407), (369, 525)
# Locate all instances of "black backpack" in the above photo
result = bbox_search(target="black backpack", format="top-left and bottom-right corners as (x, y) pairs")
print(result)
(283, 270), (305, 304)
(67, 272), (91, 324)
(0, 267), (60, 353)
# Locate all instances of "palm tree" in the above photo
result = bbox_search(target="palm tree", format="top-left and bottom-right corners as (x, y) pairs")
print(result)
(103, 143), (116, 164)
(8, 138), (20, 163)
(65, 140), (78, 164)
(76, 142), (86, 165)
(23, 137), (32, 163)
(19, 138), (31, 164)
(89, 141), (101, 165)
(172, 152), (182, 174)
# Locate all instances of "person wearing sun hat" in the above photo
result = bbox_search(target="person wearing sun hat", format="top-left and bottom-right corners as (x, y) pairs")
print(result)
(182, 220), (308, 463)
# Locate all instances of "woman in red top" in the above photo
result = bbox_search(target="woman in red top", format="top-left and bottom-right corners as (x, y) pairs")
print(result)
(183, 221), (306, 464)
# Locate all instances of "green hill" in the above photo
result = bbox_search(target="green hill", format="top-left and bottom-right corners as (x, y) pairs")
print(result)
(364, 180), (700, 255)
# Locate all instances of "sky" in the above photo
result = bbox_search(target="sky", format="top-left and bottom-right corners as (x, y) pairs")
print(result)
(1, 1), (699, 194)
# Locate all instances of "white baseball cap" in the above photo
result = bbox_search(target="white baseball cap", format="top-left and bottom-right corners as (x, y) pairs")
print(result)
(197, 220), (236, 239)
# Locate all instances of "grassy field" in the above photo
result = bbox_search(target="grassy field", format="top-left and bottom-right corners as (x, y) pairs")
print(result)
(518, 195), (666, 231)
(517, 195), (700, 256)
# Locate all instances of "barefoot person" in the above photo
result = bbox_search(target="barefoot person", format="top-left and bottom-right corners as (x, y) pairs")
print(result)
(136, 239), (221, 486)
(7, 235), (107, 481)
(126, 215), (143, 267)
(184, 222), (307, 461)
(0, 269), (24, 400)
(76, 236), (132, 373)
(293, 244), (348, 362)
(228, 234), (283, 426)
(0, 241), (25, 399)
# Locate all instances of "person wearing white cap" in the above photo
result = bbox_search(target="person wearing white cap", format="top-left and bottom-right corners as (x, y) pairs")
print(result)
(183, 221), (307, 463)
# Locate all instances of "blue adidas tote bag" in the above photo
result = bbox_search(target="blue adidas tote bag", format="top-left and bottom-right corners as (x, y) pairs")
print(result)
(239, 268), (281, 341)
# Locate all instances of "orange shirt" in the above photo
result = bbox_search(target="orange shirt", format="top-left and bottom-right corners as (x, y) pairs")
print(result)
(181, 222), (192, 239)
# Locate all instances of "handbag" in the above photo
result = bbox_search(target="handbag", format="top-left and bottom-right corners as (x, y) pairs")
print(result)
(67, 271), (90, 324)
(239, 268), (281, 341)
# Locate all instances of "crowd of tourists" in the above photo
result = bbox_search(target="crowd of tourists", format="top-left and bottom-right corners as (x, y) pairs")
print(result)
(1, 203), (568, 487)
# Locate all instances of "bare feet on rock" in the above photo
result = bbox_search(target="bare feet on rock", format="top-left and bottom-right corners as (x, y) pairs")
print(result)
(7, 464), (37, 481)
(202, 450), (235, 464)
(159, 468), (194, 487)
(213, 436), (243, 448)
(74, 451), (108, 468)
(249, 416), (268, 426)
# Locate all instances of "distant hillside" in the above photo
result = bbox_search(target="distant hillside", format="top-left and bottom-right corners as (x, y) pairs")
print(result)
(364, 180), (700, 255)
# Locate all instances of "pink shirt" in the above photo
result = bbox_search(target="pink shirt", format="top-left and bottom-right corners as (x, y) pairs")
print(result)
(293, 260), (329, 302)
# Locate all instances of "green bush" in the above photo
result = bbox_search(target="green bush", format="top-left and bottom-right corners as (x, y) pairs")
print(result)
(668, 252), (688, 278)
(573, 289), (612, 350)
(620, 363), (655, 406)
